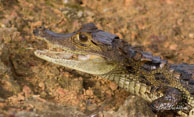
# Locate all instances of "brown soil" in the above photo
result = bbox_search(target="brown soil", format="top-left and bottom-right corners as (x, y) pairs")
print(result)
(0, 0), (194, 116)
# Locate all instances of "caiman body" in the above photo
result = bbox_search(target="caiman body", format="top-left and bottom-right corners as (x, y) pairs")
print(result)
(33, 23), (194, 116)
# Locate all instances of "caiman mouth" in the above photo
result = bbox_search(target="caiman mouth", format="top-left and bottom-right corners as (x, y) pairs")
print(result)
(34, 48), (116, 75)
(34, 48), (99, 62)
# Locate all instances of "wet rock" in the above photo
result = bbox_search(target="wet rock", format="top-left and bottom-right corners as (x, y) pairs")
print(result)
(102, 95), (156, 117)
(22, 99), (86, 117)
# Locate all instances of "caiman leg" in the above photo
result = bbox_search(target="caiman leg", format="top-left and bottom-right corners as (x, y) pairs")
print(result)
(151, 87), (182, 111)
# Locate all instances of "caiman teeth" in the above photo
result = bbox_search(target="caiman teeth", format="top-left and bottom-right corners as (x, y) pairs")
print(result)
(63, 53), (74, 59)
(78, 55), (90, 61)
(35, 50), (91, 61)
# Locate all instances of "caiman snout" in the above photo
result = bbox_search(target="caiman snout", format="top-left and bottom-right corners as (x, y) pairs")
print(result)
(33, 26), (46, 36)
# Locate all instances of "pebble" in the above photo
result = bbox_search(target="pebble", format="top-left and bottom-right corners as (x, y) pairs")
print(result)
(189, 33), (194, 39)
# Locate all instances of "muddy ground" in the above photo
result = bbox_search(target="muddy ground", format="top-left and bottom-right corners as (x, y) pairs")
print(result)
(0, 0), (194, 117)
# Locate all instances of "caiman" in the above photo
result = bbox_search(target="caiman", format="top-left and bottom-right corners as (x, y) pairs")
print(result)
(33, 23), (194, 117)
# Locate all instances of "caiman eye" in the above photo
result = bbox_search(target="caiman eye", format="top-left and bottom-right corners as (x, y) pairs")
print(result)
(79, 34), (88, 42)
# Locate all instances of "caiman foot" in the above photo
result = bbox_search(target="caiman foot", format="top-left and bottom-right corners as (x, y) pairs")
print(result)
(151, 87), (183, 111)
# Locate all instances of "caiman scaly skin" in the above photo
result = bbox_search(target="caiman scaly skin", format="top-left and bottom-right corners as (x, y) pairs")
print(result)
(33, 23), (194, 116)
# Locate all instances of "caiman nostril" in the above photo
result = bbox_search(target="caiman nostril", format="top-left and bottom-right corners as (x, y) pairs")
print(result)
(33, 26), (46, 36)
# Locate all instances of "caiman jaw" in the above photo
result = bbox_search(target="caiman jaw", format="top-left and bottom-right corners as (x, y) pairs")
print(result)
(34, 25), (118, 75)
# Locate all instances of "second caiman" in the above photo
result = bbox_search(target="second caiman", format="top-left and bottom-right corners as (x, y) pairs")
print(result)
(33, 23), (194, 117)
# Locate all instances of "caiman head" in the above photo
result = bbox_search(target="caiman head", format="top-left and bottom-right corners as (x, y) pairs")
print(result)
(33, 23), (121, 75)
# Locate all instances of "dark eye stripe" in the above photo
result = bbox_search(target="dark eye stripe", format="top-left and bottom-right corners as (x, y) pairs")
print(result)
(91, 40), (97, 45)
